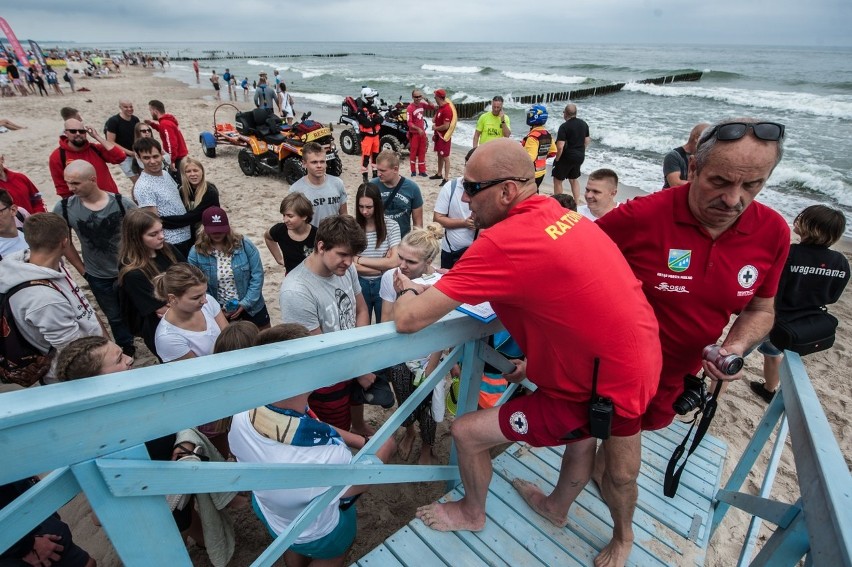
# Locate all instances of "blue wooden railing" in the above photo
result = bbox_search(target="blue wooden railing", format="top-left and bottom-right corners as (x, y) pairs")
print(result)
(1, 311), (850, 566)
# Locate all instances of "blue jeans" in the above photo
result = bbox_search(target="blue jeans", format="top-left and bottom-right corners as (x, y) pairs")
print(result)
(84, 273), (135, 348)
(358, 276), (382, 323)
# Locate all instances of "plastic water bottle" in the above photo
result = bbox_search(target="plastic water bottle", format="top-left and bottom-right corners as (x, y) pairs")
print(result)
(225, 299), (240, 313)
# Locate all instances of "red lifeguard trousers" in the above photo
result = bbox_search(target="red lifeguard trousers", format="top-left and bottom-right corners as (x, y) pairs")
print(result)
(408, 133), (427, 175)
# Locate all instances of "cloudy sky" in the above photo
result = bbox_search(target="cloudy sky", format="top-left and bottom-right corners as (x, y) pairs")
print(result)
(2, 1), (850, 46)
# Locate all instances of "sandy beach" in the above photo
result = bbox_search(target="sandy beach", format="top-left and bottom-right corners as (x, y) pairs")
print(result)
(1, 65), (850, 566)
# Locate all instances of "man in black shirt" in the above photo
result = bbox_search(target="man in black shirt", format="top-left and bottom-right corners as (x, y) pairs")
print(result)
(662, 122), (709, 188)
(552, 104), (590, 203)
(104, 99), (141, 184)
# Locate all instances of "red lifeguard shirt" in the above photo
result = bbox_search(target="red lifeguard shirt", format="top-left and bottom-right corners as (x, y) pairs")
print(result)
(597, 183), (790, 380)
(434, 195), (661, 419)
(0, 167), (46, 212)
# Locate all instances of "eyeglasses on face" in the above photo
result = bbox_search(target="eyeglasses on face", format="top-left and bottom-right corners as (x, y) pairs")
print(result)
(701, 122), (785, 144)
(462, 177), (530, 197)
(65, 129), (87, 134)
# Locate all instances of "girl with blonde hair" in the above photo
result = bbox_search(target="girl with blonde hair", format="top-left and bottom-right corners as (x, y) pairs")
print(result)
(160, 157), (221, 238)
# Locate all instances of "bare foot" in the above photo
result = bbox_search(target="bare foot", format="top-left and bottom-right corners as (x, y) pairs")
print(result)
(398, 430), (415, 461)
(417, 448), (437, 466)
(350, 425), (376, 437)
(594, 537), (633, 567)
(416, 500), (485, 532)
(512, 478), (568, 527)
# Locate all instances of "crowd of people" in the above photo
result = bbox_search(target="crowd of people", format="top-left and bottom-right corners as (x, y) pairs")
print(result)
(0, 73), (849, 567)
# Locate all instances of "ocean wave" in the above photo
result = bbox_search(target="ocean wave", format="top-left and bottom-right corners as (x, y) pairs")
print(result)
(701, 70), (744, 80)
(293, 91), (344, 106)
(594, 127), (677, 155)
(622, 83), (852, 120)
(770, 162), (852, 207)
(246, 59), (272, 67)
(501, 71), (587, 85)
(450, 91), (490, 104)
(421, 64), (483, 74)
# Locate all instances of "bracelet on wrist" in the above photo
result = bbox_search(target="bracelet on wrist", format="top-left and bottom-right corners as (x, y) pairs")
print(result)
(396, 288), (420, 298)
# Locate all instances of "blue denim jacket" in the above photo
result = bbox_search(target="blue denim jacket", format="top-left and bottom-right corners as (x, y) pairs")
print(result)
(188, 237), (266, 316)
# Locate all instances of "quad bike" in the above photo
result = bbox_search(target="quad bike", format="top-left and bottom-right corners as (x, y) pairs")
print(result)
(198, 103), (248, 158)
(235, 108), (343, 185)
(338, 96), (416, 156)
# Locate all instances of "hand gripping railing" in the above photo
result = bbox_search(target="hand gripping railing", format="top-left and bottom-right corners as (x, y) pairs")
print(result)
(710, 352), (852, 566)
(0, 311), (506, 566)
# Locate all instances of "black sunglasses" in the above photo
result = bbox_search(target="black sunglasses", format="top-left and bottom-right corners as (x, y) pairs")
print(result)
(701, 122), (785, 144)
(65, 129), (87, 134)
(462, 177), (530, 197)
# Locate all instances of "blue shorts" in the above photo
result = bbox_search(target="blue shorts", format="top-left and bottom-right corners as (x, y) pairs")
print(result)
(252, 494), (357, 559)
(758, 339), (783, 357)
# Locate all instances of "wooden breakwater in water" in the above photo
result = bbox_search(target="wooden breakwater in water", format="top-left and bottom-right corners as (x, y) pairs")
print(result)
(169, 52), (376, 61)
(452, 71), (703, 120)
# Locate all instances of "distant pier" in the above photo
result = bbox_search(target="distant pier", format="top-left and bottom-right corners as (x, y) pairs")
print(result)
(169, 52), (376, 62)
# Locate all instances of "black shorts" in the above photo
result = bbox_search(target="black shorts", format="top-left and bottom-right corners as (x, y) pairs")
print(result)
(35, 515), (92, 567)
(552, 156), (584, 181)
(236, 304), (271, 328)
(212, 83), (220, 91)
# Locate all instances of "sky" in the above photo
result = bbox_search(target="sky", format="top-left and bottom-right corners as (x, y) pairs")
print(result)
(1, 1), (850, 47)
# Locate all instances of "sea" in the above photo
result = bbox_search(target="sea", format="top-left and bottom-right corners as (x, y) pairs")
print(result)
(79, 41), (852, 235)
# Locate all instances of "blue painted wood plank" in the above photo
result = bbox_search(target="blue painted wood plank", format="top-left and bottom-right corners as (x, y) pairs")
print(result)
(493, 451), (671, 566)
(383, 526), (448, 566)
(445, 488), (548, 566)
(409, 519), (506, 566)
(356, 544), (406, 567)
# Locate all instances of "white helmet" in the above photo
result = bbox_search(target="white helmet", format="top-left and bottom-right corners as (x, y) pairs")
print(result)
(361, 86), (378, 99)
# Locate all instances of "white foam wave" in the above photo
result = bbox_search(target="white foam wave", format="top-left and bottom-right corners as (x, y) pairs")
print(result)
(421, 64), (482, 74)
(622, 83), (852, 120)
(593, 127), (678, 155)
(450, 91), (489, 104)
(293, 91), (344, 106)
(770, 162), (852, 207)
(246, 59), (272, 67)
(501, 71), (587, 85)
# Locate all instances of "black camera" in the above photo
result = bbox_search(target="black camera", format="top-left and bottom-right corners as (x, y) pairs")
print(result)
(672, 374), (707, 415)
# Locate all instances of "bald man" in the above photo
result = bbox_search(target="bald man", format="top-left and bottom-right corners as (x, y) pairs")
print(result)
(105, 99), (141, 183)
(393, 138), (661, 567)
(54, 160), (137, 356)
(552, 103), (590, 202)
(48, 118), (126, 198)
(662, 122), (710, 188)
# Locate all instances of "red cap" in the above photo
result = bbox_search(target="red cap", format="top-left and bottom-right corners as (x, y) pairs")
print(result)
(434, 89), (447, 99)
(202, 206), (230, 234)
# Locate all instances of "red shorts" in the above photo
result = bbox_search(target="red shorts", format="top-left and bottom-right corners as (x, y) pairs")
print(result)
(498, 389), (641, 447)
(434, 136), (451, 157)
(641, 368), (693, 431)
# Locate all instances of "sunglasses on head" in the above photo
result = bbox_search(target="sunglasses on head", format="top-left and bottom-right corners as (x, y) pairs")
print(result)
(65, 129), (87, 134)
(462, 177), (529, 197)
(701, 122), (785, 144)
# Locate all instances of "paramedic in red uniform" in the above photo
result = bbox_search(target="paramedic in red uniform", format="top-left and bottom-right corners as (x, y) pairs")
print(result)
(393, 138), (662, 567)
(406, 89), (435, 177)
(597, 118), (790, 433)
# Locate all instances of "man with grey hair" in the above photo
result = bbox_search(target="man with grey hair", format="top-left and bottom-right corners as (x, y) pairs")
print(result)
(662, 122), (710, 188)
(597, 118), (790, 434)
(552, 103), (590, 202)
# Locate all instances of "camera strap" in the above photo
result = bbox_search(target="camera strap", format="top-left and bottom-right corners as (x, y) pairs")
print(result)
(663, 379), (722, 498)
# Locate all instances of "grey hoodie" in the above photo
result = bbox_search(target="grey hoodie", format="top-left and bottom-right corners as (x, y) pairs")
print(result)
(0, 249), (103, 381)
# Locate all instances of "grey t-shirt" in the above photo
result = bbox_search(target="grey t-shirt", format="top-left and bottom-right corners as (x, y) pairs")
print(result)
(134, 172), (191, 244)
(662, 147), (689, 188)
(369, 177), (423, 237)
(279, 262), (361, 333)
(289, 175), (347, 228)
(53, 194), (137, 278)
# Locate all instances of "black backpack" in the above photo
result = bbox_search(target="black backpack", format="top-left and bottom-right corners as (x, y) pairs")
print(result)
(0, 280), (60, 387)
